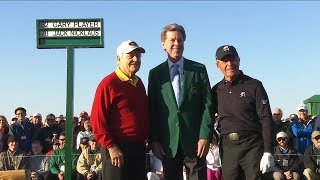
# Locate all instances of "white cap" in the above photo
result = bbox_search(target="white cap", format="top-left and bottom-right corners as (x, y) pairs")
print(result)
(297, 104), (308, 111)
(276, 131), (288, 139)
(116, 40), (145, 55)
(33, 113), (42, 117)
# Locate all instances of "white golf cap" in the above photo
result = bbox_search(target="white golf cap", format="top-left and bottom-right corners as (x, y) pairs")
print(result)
(33, 113), (42, 117)
(116, 40), (145, 55)
(276, 131), (288, 139)
(297, 104), (308, 111)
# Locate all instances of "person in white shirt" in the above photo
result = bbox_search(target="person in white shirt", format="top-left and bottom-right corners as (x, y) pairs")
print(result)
(76, 119), (92, 150)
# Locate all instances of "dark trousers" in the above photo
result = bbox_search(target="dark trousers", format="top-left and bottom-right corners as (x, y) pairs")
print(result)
(221, 134), (264, 180)
(101, 142), (146, 180)
(162, 145), (207, 180)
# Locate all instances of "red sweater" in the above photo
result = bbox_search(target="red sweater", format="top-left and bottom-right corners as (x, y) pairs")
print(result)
(91, 72), (150, 149)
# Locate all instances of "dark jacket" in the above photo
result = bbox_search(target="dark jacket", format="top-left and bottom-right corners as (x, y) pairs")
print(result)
(304, 144), (320, 172)
(273, 145), (300, 173)
(9, 120), (37, 153)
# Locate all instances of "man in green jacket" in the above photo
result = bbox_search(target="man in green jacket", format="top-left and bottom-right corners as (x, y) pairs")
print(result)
(148, 23), (213, 180)
(49, 131), (79, 180)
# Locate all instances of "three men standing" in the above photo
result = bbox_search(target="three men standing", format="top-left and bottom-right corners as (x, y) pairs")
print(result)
(91, 25), (275, 180)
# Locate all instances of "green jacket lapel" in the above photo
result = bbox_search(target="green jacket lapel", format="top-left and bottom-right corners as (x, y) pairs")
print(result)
(159, 62), (178, 107)
(180, 59), (194, 105)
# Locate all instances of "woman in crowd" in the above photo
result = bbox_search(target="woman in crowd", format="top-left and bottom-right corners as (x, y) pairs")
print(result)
(0, 115), (9, 152)
(76, 118), (92, 150)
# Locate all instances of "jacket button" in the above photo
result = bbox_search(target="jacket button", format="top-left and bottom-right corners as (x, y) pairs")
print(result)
(177, 109), (181, 113)
(176, 124), (180, 127)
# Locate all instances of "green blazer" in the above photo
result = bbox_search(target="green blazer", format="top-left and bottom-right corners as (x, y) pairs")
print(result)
(148, 58), (213, 158)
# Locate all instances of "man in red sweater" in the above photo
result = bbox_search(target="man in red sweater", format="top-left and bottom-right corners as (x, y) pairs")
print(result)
(90, 40), (149, 180)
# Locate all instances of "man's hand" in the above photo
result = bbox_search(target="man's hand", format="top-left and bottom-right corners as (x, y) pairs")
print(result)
(151, 142), (165, 160)
(284, 170), (292, 179)
(30, 171), (37, 179)
(58, 171), (64, 180)
(108, 144), (124, 167)
(259, 152), (274, 174)
(86, 171), (94, 180)
(197, 139), (209, 158)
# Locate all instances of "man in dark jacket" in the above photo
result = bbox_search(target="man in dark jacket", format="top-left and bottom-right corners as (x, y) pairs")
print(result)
(303, 130), (320, 179)
(273, 132), (300, 180)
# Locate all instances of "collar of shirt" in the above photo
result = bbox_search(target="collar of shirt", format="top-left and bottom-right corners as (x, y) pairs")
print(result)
(279, 146), (289, 154)
(16, 119), (26, 127)
(167, 57), (184, 80)
(115, 67), (138, 87)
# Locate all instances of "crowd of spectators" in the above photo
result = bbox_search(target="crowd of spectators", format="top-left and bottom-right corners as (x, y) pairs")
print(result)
(1, 104), (320, 180)
(0, 108), (101, 180)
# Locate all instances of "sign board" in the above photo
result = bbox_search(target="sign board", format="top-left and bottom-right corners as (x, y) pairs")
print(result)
(36, 18), (104, 48)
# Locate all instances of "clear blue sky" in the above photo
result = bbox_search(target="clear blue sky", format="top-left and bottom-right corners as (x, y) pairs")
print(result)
(1, 1), (319, 121)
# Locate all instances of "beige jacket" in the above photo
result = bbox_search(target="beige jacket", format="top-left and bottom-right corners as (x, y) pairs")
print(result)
(76, 147), (102, 175)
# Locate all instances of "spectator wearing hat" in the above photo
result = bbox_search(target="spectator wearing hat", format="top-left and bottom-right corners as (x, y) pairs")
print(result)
(76, 119), (92, 150)
(0, 135), (29, 170)
(0, 115), (10, 152)
(29, 140), (50, 180)
(212, 45), (274, 179)
(303, 131), (320, 179)
(79, 111), (89, 125)
(48, 131), (79, 179)
(10, 117), (18, 125)
(77, 137), (90, 154)
(77, 135), (102, 180)
(9, 107), (37, 153)
(273, 132), (301, 180)
(291, 104), (314, 154)
(38, 114), (63, 154)
(32, 113), (43, 128)
(91, 39), (149, 180)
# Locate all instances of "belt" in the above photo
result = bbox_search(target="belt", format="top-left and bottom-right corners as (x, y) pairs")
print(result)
(223, 132), (255, 141)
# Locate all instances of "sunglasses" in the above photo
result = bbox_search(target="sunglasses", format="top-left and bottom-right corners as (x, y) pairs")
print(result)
(59, 139), (65, 141)
(273, 114), (281, 115)
(277, 138), (287, 142)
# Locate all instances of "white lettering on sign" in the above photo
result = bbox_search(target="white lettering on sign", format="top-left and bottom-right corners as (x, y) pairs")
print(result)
(40, 30), (101, 37)
(40, 21), (101, 28)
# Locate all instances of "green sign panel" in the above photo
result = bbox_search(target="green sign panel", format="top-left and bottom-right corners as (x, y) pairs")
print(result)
(36, 18), (104, 49)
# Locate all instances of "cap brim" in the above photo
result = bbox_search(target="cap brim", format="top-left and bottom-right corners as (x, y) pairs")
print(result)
(135, 47), (145, 53)
(313, 134), (320, 139)
(216, 52), (236, 60)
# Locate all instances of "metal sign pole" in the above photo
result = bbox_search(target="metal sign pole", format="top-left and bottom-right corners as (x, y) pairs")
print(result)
(65, 46), (74, 180)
